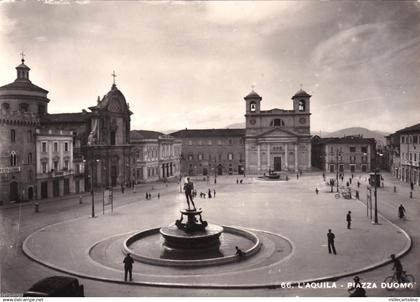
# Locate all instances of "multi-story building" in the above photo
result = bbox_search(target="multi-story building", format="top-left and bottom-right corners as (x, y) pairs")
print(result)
(170, 129), (245, 176)
(41, 82), (133, 190)
(35, 128), (81, 199)
(311, 135), (376, 173)
(384, 132), (401, 177)
(0, 58), (49, 204)
(130, 130), (182, 183)
(396, 123), (420, 186)
(244, 89), (312, 174)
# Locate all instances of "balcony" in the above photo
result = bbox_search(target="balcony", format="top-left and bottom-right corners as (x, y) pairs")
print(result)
(0, 166), (21, 174)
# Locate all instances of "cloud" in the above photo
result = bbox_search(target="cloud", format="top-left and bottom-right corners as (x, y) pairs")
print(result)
(311, 21), (420, 70)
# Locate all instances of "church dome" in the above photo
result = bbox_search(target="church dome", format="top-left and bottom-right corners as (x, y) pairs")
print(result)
(89, 84), (132, 114)
(0, 59), (49, 102)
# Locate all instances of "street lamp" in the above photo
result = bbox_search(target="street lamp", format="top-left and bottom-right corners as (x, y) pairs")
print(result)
(84, 150), (99, 218)
(336, 149), (342, 193)
(365, 151), (383, 224)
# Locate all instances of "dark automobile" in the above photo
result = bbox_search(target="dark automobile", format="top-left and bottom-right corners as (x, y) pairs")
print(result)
(23, 276), (84, 297)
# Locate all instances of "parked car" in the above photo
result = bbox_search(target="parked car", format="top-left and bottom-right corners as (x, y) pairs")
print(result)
(23, 276), (84, 297)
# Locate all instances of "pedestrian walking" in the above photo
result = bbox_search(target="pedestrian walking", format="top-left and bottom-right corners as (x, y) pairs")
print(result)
(121, 183), (125, 194)
(315, 188), (319, 195)
(145, 192), (148, 200)
(322, 172), (325, 181)
(235, 246), (245, 260)
(346, 181), (349, 187)
(398, 204), (406, 219)
(236, 178), (239, 184)
(346, 211), (352, 229)
(357, 181), (360, 188)
(157, 193), (160, 199)
(355, 190), (359, 199)
(123, 253), (134, 281)
(296, 173), (299, 180)
(299, 170), (302, 176)
(327, 229), (337, 254)
(213, 189), (216, 198)
(208, 189), (212, 199)
(349, 178), (352, 184)
(411, 182), (414, 191)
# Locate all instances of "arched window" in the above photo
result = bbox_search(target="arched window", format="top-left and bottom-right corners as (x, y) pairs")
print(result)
(11, 129), (16, 142)
(38, 104), (46, 115)
(250, 102), (256, 112)
(2, 103), (10, 111)
(298, 100), (305, 111)
(10, 151), (17, 167)
(19, 103), (29, 112)
(270, 119), (285, 127)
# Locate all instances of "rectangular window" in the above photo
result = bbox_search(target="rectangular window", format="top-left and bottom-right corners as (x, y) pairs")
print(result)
(64, 142), (69, 152)
(414, 136), (418, 144)
(54, 142), (58, 152)
(42, 162), (47, 173)
(198, 153), (203, 160)
(349, 147), (356, 152)
(361, 146), (367, 153)
(228, 139), (233, 145)
(42, 142), (47, 153)
(218, 153), (222, 161)
(54, 161), (59, 171)
(11, 129), (16, 143)
(76, 164), (80, 174)
(188, 154), (193, 161)
(402, 136), (405, 144)
(228, 153), (233, 160)
(64, 160), (69, 170)
(188, 140), (193, 146)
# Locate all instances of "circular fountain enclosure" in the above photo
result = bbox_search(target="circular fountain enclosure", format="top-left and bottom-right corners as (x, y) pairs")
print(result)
(122, 226), (262, 267)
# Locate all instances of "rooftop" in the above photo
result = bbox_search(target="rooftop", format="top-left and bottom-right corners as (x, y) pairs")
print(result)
(170, 128), (245, 138)
(396, 123), (420, 134)
(130, 130), (164, 140)
(312, 135), (376, 145)
(41, 112), (91, 124)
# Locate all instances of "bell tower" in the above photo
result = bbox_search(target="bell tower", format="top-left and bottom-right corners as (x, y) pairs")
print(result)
(292, 88), (311, 113)
(244, 90), (262, 115)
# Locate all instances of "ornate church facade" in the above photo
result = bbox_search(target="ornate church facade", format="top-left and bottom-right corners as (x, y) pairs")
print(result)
(244, 89), (312, 174)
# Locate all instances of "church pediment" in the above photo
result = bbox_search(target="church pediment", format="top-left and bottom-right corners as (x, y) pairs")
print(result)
(256, 127), (299, 138)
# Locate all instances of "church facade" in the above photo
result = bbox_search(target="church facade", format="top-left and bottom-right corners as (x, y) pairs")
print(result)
(244, 89), (312, 174)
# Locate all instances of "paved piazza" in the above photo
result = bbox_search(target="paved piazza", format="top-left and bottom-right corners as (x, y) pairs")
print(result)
(22, 173), (410, 288)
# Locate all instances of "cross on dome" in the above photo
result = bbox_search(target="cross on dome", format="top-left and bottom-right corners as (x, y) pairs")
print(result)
(111, 70), (117, 85)
(20, 51), (26, 63)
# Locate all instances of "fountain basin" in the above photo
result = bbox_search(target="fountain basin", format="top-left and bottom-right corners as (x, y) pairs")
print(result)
(122, 226), (261, 267)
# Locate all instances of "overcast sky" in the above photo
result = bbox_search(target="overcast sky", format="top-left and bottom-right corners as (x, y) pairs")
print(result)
(0, 1), (419, 133)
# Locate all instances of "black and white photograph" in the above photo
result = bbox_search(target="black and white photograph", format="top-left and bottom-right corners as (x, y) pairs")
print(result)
(0, 0), (419, 299)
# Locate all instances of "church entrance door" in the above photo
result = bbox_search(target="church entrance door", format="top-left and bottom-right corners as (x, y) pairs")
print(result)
(10, 181), (18, 202)
(274, 157), (282, 171)
(111, 166), (117, 187)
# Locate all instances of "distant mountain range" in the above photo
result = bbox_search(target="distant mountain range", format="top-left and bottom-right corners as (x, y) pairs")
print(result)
(316, 127), (390, 146)
(164, 125), (389, 146)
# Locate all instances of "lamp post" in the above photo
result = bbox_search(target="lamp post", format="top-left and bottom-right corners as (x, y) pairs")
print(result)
(336, 149), (341, 193)
(84, 148), (99, 218)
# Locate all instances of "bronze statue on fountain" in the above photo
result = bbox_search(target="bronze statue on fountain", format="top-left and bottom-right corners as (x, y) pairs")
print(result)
(175, 177), (208, 232)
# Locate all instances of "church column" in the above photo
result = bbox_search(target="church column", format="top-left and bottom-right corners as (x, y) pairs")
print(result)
(245, 142), (249, 174)
(285, 144), (288, 170)
(294, 143), (298, 172)
(307, 144), (311, 170)
(267, 144), (270, 170)
(257, 144), (261, 172)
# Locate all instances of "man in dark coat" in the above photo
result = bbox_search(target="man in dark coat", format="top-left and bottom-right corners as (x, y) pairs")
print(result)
(183, 178), (196, 210)
(327, 229), (337, 254)
(346, 211), (352, 229)
(123, 253), (134, 281)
